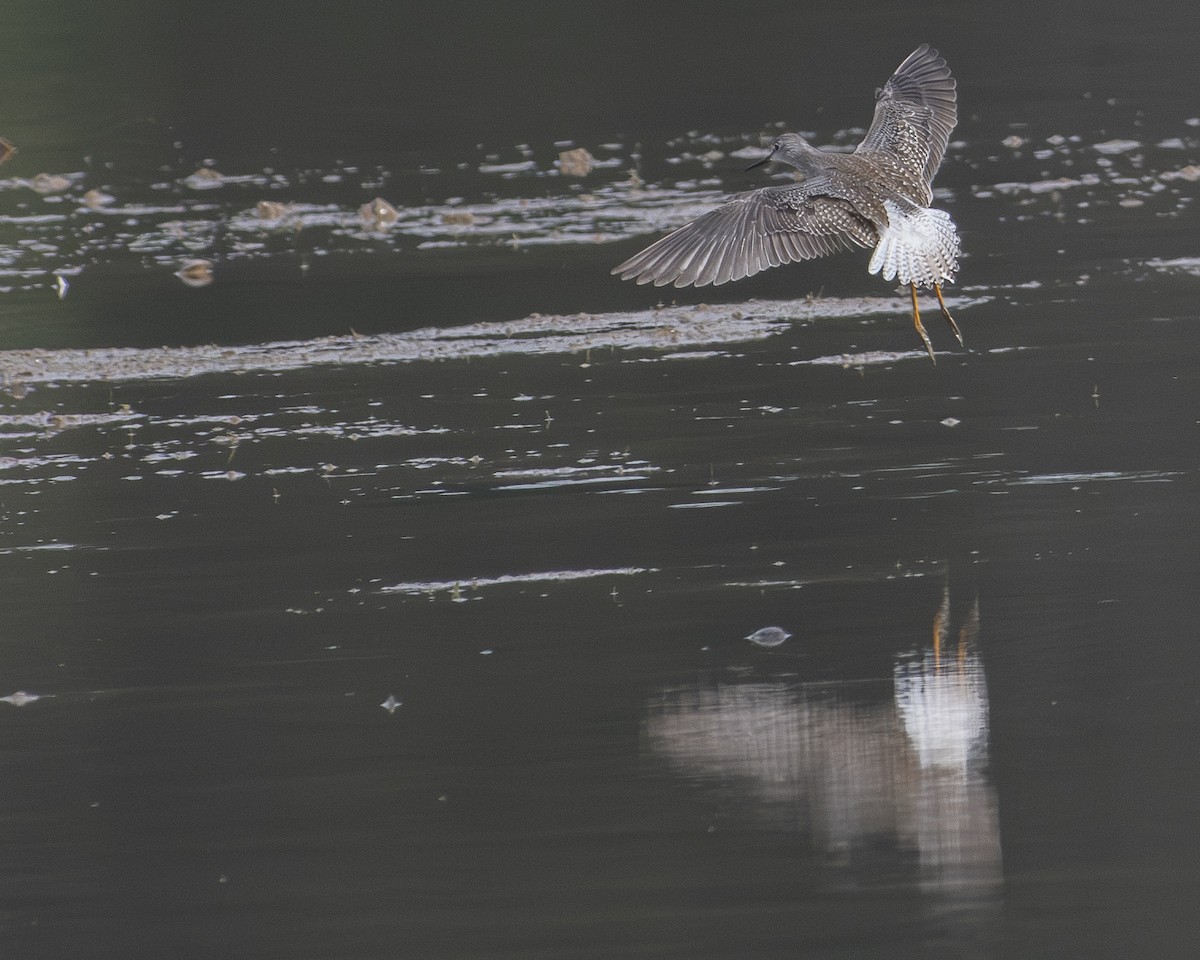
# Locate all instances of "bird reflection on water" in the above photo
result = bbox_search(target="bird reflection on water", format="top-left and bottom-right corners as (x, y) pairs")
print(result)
(643, 581), (1000, 905)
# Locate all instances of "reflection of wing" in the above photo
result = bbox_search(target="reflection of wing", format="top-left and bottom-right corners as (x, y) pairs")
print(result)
(856, 44), (957, 189)
(611, 184), (876, 288)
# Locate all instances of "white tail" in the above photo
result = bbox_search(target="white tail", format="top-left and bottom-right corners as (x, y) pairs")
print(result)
(868, 200), (960, 288)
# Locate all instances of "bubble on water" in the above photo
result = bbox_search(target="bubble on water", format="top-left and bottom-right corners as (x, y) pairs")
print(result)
(745, 626), (791, 647)
(0, 691), (41, 707)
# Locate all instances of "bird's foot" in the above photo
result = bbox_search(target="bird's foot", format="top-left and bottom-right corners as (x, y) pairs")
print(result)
(910, 283), (936, 364)
(933, 283), (964, 347)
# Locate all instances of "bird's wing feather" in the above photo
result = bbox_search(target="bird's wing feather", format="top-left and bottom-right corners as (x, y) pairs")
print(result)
(612, 184), (876, 288)
(855, 44), (956, 189)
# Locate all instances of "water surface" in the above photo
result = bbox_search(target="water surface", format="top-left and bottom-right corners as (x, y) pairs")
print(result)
(1, 4), (1199, 958)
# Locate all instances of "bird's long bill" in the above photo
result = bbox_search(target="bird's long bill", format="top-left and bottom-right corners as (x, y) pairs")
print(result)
(744, 153), (772, 171)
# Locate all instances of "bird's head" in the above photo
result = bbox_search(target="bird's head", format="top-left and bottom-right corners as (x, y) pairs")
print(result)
(745, 132), (814, 171)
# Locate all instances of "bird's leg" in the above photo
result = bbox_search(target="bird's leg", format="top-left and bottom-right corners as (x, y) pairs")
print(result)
(933, 283), (964, 347)
(910, 283), (936, 364)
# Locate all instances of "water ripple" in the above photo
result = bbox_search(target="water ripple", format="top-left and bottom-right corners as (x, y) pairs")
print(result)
(379, 566), (655, 597)
(0, 296), (956, 386)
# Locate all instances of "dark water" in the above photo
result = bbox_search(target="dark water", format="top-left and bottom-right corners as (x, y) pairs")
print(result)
(2, 3), (1200, 958)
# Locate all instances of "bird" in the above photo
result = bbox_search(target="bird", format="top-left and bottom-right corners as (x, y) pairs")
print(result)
(612, 44), (962, 363)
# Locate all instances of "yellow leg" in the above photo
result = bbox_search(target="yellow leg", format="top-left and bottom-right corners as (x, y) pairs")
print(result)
(932, 585), (948, 666)
(933, 283), (964, 347)
(910, 283), (935, 364)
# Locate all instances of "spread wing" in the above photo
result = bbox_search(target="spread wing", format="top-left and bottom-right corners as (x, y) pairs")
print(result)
(612, 184), (876, 288)
(855, 44), (957, 190)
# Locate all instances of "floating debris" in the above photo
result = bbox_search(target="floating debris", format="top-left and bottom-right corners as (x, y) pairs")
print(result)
(440, 210), (477, 226)
(0, 377), (30, 399)
(0, 690), (41, 707)
(184, 167), (225, 190)
(745, 626), (791, 647)
(478, 159), (536, 175)
(380, 694), (402, 714)
(1161, 165), (1200, 182)
(1092, 138), (1141, 156)
(941, 417), (961, 427)
(29, 173), (71, 195)
(84, 188), (115, 208)
(176, 259), (214, 288)
(0, 137), (15, 165)
(360, 197), (399, 225)
(55, 274), (69, 300)
(255, 200), (293, 220)
(557, 147), (594, 177)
